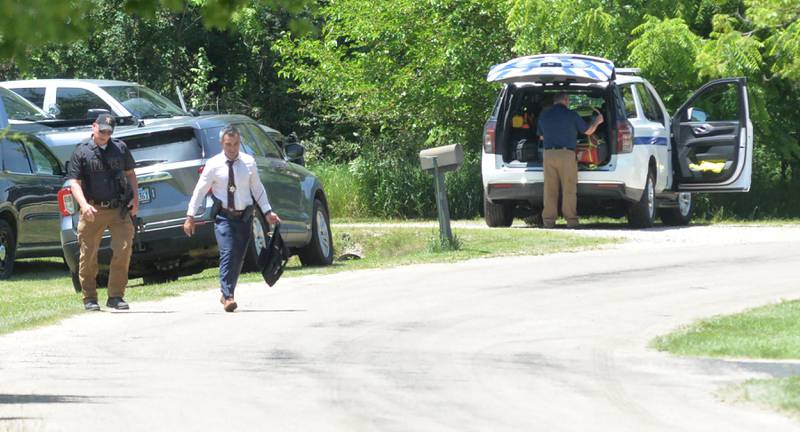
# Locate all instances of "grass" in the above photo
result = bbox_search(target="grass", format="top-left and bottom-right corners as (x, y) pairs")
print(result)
(652, 300), (800, 359)
(309, 162), (369, 219)
(0, 224), (617, 335)
(723, 377), (800, 420)
(653, 300), (800, 418)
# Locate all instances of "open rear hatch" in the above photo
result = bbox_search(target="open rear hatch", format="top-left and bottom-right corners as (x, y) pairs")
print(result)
(487, 54), (615, 84)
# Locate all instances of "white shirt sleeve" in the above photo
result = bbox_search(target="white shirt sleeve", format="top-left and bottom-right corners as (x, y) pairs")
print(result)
(248, 160), (272, 214)
(186, 162), (214, 216)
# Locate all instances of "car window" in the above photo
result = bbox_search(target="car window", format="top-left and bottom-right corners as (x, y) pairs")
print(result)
(243, 124), (283, 159)
(1, 139), (33, 174)
(24, 139), (62, 175)
(0, 87), (49, 121)
(12, 87), (46, 109)
(55, 87), (113, 120)
(122, 128), (202, 164)
(687, 82), (739, 122)
(101, 85), (186, 119)
(620, 85), (637, 119)
(635, 83), (663, 125)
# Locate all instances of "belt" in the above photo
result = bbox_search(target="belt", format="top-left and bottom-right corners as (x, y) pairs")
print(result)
(544, 147), (575, 151)
(218, 206), (253, 220)
(88, 199), (120, 209)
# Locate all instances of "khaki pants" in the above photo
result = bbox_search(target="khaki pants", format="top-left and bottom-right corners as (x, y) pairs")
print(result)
(542, 149), (578, 227)
(77, 208), (134, 302)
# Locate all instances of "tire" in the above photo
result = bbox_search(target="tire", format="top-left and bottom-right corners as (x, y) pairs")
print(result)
(70, 272), (109, 292)
(523, 210), (543, 227)
(660, 192), (693, 226)
(0, 220), (15, 279)
(627, 171), (656, 228)
(484, 193), (513, 227)
(298, 198), (334, 266)
(243, 207), (271, 272)
(71, 272), (82, 293)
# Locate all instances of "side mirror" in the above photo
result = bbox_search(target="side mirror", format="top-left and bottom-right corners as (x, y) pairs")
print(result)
(284, 142), (305, 165)
(687, 107), (707, 122)
(47, 105), (61, 117)
(189, 108), (200, 117)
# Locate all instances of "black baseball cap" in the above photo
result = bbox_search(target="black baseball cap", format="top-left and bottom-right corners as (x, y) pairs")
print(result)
(95, 113), (115, 133)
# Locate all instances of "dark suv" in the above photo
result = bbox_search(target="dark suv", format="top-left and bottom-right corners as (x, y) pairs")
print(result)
(58, 115), (333, 289)
(0, 128), (66, 278)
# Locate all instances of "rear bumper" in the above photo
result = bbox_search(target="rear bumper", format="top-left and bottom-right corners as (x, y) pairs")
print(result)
(62, 221), (219, 278)
(486, 181), (642, 204)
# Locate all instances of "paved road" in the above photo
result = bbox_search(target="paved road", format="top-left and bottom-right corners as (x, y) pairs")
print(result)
(2, 225), (800, 431)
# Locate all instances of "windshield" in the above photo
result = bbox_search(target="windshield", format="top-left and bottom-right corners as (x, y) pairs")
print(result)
(0, 87), (49, 121)
(101, 85), (187, 119)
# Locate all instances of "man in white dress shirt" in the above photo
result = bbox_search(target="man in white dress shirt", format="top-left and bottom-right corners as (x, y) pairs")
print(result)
(183, 125), (281, 312)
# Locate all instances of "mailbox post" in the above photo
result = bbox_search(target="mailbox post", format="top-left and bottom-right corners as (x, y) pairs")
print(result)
(419, 144), (464, 247)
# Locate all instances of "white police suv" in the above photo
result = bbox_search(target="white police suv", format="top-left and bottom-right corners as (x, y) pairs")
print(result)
(481, 54), (753, 228)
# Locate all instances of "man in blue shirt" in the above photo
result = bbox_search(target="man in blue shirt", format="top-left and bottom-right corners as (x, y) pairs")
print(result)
(537, 93), (603, 228)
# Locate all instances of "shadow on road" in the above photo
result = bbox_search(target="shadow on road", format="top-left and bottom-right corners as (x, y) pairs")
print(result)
(107, 311), (177, 314)
(7, 259), (69, 281)
(0, 394), (97, 404)
(513, 222), (710, 231)
(234, 309), (307, 313)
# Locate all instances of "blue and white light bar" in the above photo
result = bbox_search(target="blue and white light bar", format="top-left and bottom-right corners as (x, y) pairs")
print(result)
(487, 54), (616, 84)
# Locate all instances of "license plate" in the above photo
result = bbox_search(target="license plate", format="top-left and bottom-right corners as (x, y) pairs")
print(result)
(138, 187), (152, 204)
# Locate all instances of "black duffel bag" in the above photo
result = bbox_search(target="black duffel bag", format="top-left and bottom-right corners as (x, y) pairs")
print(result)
(258, 223), (290, 287)
(515, 138), (539, 162)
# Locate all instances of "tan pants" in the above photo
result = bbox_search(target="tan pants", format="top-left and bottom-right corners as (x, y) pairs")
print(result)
(77, 208), (134, 302)
(542, 149), (578, 227)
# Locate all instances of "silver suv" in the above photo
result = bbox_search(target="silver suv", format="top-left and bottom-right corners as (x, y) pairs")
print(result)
(57, 115), (333, 289)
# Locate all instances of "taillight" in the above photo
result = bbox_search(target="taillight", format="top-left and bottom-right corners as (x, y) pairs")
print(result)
(483, 120), (497, 154)
(616, 121), (633, 153)
(57, 187), (76, 216)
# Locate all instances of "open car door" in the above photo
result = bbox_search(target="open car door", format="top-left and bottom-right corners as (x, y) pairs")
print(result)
(671, 78), (752, 192)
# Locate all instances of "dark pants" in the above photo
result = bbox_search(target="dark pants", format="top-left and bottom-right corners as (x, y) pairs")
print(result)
(214, 214), (252, 299)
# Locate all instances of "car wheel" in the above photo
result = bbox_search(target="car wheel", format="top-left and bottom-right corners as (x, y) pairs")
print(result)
(523, 209), (543, 227)
(298, 198), (334, 266)
(70, 272), (108, 292)
(660, 192), (693, 226)
(0, 220), (16, 279)
(70, 272), (82, 293)
(243, 207), (271, 272)
(627, 170), (656, 228)
(484, 193), (513, 227)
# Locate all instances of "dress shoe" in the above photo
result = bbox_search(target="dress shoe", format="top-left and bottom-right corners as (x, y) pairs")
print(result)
(106, 297), (129, 310)
(84, 300), (100, 311)
(223, 298), (238, 312)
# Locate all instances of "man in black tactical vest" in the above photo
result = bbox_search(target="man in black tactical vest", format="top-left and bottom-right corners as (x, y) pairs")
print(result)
(67, 113), (139, 311)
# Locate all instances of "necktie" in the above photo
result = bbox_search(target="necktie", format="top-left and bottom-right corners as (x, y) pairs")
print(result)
(226, 159), (236, 210)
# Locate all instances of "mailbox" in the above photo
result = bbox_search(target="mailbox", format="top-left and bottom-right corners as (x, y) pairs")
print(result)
(419, 144), (464, 173)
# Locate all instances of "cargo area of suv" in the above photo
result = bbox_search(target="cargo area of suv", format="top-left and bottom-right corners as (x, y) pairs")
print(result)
(491, 84), (624, 169)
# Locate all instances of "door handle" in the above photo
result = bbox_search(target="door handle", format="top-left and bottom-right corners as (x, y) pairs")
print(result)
(692, 124), (713, 135)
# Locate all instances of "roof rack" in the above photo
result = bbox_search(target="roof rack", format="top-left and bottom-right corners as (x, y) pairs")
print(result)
(616, 68), (641, 75)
